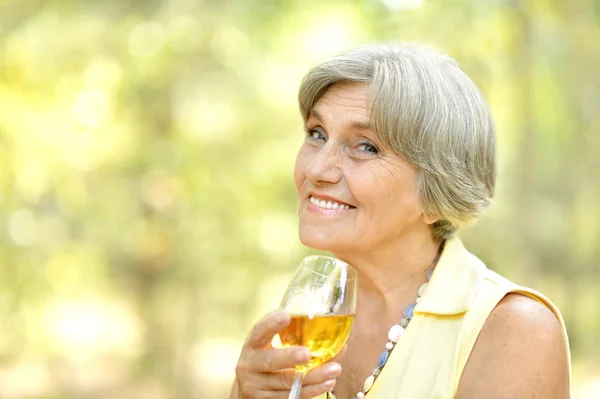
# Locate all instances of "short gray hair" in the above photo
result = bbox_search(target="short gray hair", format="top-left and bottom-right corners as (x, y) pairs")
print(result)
(298, 43), (496, 240)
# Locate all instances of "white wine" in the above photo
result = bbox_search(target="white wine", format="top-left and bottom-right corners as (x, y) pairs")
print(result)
(279, 257), (356, 399)
(279, 314), (355, 372)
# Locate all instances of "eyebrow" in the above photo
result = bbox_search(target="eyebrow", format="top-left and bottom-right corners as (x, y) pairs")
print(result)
(309, 108), (373, 131)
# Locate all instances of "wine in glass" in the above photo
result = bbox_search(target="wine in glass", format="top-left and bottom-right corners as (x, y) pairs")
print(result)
(279, 255), (357, 399)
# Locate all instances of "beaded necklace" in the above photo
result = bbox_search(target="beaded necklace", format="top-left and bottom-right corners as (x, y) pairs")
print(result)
(327, 248), (442, 399)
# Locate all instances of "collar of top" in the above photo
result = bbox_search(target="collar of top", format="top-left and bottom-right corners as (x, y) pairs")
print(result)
(414, 236), (487, 316)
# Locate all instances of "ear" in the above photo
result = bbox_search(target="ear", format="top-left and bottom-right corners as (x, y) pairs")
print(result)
(421, 212), (439, 225)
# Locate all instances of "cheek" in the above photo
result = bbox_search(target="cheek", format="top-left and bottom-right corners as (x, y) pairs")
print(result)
(352, 167), (420, 216)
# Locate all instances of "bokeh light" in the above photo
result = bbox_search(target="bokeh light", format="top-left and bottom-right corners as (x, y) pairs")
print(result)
(0, 1), (598, 398)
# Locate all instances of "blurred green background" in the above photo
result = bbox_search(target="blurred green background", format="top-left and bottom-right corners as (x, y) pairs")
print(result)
(0, 0), (599, 398)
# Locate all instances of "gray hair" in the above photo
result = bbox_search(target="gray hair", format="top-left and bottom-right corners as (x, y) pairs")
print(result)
(298, 43), (496, 240)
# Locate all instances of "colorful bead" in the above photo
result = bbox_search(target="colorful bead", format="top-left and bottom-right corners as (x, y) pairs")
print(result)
(385, 342), (394, 350)
(377, 349), (389, 368)
(388, 324), (404, 343)
(400, 317), (409, 327)
(403, 303), (416, 319)
(357, 392), (365, 399)
(418, 282), (428, 297)
(372, 367), (381, 376)
(363, 375), (375, 392)
(427, 268), (434, 280)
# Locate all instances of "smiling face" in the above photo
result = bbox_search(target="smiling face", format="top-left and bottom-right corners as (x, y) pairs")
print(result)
(294, 82), (435, 256)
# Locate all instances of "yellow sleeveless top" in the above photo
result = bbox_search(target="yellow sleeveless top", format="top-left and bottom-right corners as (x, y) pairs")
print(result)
(318, 236), (571, 399)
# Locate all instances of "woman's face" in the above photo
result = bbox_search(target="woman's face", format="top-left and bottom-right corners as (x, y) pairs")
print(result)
(294, 82), (433, 256)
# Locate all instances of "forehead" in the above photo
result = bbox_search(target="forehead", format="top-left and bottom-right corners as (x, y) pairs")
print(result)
(310, 82), (371, 123)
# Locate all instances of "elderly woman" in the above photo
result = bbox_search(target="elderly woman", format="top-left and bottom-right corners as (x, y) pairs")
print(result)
(231, 44), (571, 398)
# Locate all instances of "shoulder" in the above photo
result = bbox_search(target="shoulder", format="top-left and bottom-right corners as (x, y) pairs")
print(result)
(457, 293), (570, 399)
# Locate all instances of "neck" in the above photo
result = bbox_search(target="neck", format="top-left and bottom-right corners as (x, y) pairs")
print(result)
(334, 230), (443, 311)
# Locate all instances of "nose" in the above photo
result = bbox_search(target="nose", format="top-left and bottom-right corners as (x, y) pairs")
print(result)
(305, 141), (343, 186)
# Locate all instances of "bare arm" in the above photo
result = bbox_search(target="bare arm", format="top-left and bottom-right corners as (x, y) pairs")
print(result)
(457, 293), (570, 398)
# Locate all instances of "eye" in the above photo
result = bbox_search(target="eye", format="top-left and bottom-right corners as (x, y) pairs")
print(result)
(358, 141), (379, 154)
(307, 128), (326, 141)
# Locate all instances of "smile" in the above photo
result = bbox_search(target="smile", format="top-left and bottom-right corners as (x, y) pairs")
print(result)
(309, 195), (353, 210)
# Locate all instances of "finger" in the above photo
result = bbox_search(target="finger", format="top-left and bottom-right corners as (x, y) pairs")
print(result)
(248, 311), (290, 349)
(253, 379), (336, 399)
(300, 345), (345, 385)
(260, 360), (341, 390)
(252, 346), (310, 373)
(303, 362), (342, 386)
(260, 347), (345, 388)
(300, 379), (337, 399)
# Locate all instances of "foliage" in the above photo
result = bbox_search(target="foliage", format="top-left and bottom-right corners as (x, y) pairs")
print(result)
(0, 0), (599, 397)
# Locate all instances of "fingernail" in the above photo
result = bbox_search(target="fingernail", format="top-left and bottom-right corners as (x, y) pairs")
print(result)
(324, 379), (336, 388)
(294, 348), (310, 362)
(325, 363), (341, 377)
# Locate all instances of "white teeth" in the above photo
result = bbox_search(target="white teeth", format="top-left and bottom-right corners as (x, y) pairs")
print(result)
(309, 196), (351, 210)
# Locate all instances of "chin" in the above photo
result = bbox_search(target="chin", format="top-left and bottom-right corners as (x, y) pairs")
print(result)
(299, 225), (343, 253)
(299, 235), (330, 251)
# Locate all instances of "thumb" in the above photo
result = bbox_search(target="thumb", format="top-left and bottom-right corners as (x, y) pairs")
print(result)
(247, 310), (291, 349)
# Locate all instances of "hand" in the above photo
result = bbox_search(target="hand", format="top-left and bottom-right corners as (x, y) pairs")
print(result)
(234, 310), (344, 399)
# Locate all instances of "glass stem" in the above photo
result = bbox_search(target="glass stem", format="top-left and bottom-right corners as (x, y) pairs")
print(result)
(288, 370), (306, 399)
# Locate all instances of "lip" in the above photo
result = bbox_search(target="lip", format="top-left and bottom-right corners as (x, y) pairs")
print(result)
(304, 192), (356, 216)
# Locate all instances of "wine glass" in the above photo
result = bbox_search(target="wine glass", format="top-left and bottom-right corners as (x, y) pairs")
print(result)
(279, 255), (357, 399)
